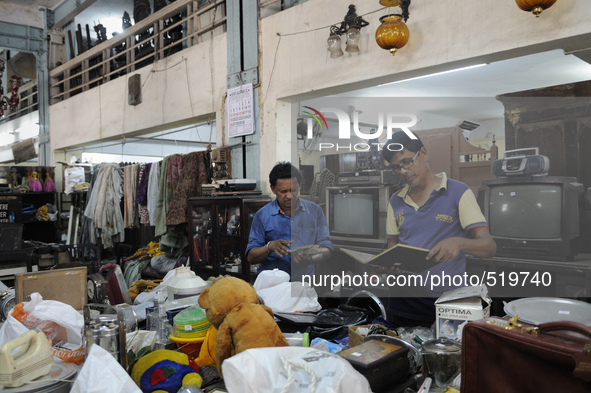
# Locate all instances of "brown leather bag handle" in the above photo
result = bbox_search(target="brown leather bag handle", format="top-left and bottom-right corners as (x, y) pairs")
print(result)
(538, 321), (591, 340)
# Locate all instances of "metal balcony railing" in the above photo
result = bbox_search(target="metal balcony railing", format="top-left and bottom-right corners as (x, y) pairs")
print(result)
(0, 80), (38, 123)
(49, 0), (226, 104)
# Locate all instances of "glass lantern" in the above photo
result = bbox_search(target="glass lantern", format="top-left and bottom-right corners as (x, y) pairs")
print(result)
(345, 28), (360, 53)
(327, 34), (344, 58)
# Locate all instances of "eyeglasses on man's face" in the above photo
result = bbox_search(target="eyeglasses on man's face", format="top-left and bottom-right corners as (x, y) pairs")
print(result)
(390, 151), (420, 175)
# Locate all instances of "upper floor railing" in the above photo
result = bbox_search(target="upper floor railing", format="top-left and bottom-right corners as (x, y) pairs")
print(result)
(0, 80), (38, 124)
(49, 0), (226, 105)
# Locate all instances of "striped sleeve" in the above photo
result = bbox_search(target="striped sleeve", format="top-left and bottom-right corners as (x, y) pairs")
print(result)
(386, 202), (400, 237)
(458, 188), (487, 231)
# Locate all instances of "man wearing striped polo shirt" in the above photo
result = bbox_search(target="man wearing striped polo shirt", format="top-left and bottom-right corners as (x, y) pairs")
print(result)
(383, 131), (497, 327)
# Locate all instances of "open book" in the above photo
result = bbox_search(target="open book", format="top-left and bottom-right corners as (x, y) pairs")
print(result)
(340, 244), (437, 273)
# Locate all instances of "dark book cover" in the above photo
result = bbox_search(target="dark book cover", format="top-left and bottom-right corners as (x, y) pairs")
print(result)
(341, 244), (437, 273)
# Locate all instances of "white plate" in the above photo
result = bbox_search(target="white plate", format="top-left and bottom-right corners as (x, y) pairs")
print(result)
(1, 361), (77, 392)
(503, 297), (591, 326)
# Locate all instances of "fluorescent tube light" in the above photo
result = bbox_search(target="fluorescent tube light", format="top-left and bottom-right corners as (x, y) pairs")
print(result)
(378, 64), (487, 87)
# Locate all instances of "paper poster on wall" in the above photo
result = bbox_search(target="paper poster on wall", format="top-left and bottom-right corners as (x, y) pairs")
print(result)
(227, 83), (254, 138)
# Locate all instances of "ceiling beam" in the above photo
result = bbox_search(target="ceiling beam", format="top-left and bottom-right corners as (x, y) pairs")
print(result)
(53, 0), (100, 29)
(0, 22), (44, 53)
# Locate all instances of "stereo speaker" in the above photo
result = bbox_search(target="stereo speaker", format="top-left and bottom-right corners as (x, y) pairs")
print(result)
(493, 155), (550, 177)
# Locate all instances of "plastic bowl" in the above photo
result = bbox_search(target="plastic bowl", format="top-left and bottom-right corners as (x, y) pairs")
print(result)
(169, 334), (205, 358)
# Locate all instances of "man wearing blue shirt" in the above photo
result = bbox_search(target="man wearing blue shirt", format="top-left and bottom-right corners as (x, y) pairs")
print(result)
(246, 162), (332, 282)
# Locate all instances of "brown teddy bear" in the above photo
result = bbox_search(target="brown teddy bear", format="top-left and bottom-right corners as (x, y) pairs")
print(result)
(197, 276), (288, 377)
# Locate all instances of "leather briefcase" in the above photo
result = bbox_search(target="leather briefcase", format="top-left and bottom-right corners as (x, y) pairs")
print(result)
(461, 317), (591, 393)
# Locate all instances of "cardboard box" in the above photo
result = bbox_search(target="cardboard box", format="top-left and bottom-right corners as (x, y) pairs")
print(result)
(348, 324), (398, 348)
(435, 285), (491, 340)
(32, 253), (55, 268)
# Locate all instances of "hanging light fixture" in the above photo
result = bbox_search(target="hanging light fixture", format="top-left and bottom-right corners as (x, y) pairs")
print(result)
(327, 31), (344, 58)
(327, 5), (369, 58)
(375, 0), (411, 56)
(379, 0), (403, 6)
(345, 27), (361, 53)
(515, 0), (557, 17)
(0, 60), (21, 118)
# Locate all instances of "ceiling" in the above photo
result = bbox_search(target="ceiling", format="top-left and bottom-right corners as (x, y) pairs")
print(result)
(2, 0), (65, 9)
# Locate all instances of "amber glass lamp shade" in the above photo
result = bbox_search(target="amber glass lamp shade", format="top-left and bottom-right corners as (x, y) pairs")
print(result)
(345, 28), (361, 53)
(515, 0), (557, 17)
(375, 14), (409, 56)
(327, 34), (344, 58)
(379, 0), (402, 7)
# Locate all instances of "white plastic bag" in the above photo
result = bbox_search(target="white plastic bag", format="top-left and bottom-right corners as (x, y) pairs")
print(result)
(253, 268), (290, 292)
(0, 313), (29, 347)
(258, 282), (321, 313)
(254, 269), (321, 313)
(70, 343), (141, 393)
(23, 293), (84, 345)
(126, 330), (157, 355)
(64, 166), (85, 195)
(222, 347), (372, 393)
(0, 293), (84, 347)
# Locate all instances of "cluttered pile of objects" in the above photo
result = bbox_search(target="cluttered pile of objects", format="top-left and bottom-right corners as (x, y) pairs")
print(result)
(1, 267), (590, 393)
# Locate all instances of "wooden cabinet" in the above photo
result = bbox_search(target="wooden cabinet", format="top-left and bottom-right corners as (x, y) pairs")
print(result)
(415, 127), (498, 196)
(187, 195), (272, 281)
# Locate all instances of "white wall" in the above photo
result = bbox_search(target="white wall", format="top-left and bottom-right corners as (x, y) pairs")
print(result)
(0, 112), (40, 163)
(49, 33), (228, 163)
(0, 2), (45, 29)
(258, 0), (591, 191)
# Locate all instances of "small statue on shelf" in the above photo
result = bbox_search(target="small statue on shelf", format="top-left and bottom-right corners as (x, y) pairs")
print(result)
(9, 167), (20, 189)
(24, 167), (32, 187)
(29, 169), (43, 192)
(44, 167), (56, 192)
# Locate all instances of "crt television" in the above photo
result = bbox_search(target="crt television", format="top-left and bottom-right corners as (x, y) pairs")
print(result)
(477, 176), (583, 261)
(326, 186), (394, 248)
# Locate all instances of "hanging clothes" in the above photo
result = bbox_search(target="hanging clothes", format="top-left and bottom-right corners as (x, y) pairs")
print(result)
(155, 156), (170, 237)
(166, 150), (211, 226)
(135, 164), (149, 205)
(79, 164), (100, 255)
(136, 163), (151, 226)
(147, 161), (160, 227)
(124, 164), (139, 228)
(168, 155), (182, 182)
(83, 163), (125, 248)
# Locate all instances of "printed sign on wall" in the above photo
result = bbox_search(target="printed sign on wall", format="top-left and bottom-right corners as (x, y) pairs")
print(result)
(227, 83), (254, 138)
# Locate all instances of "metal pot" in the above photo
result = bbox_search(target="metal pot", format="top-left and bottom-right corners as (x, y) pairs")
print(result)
(420, 338), (461, 388)
(83, 322), (120, 360)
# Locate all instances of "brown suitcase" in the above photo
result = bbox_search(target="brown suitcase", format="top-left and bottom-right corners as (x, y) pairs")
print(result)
(461, 317), (591, 393)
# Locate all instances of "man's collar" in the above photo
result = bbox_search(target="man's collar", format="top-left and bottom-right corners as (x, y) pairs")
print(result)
(271, 198), (305, 216)
(397, 172), (448, 199)
(271, 199), (281, 215)
(434, 172), (448, 191)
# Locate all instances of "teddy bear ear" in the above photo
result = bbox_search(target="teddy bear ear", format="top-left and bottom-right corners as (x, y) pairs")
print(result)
(198, 287), (210, 309)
